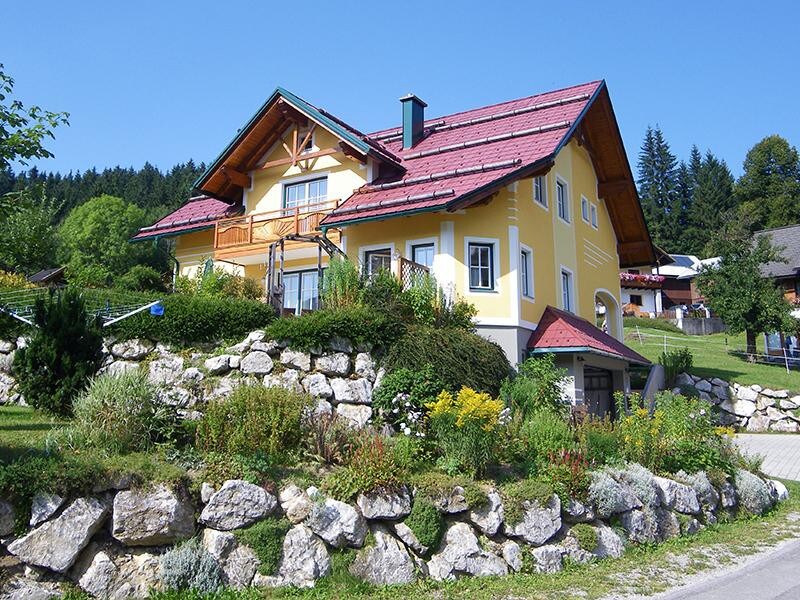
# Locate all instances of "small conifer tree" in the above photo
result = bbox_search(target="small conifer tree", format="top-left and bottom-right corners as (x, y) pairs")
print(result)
(13, 288), (103, 416)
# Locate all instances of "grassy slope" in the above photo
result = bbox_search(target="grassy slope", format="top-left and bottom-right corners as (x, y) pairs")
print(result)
(0, 405), (65, 463)
(624, 325), (800, 391)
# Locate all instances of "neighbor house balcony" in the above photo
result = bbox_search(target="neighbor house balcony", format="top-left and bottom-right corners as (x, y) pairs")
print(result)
(213, 199), (341, 260)
(619, 272), (665, 290)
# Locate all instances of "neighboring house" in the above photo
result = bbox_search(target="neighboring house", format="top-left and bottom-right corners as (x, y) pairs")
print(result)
(755, 224), (800, 318)
(651, 254), (719, 310)
(28, 266), (66, 287)
(134, 80), (656, 401)
(619, 271), (666, 316)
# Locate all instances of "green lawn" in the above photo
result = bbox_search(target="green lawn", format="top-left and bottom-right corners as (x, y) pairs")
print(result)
(0, 404), (65, 464)
(624, 324), (800, 391)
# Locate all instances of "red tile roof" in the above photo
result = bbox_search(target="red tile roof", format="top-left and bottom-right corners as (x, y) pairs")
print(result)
(322, 80), (603, 226)
(527, 305), (650, 365)
(133, 196), (241, 240)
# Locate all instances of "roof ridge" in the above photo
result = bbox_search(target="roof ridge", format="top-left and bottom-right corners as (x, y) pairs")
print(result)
(756, 223), (800, 234)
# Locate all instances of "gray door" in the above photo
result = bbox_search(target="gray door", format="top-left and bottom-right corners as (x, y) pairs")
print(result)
(584, 367), (614, 419)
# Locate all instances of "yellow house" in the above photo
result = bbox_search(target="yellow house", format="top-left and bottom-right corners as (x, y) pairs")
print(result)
(135, 80), (654, 406)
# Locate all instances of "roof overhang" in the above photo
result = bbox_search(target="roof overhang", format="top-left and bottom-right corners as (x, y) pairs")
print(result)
(529, 345), (651, 366)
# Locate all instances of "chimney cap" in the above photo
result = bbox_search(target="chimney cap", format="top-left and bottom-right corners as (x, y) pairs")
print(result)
(399, 93), (427, 108)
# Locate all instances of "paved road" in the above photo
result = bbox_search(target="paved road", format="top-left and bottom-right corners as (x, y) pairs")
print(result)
(656, 538), (800, 600)
(734, 434), (800, 481)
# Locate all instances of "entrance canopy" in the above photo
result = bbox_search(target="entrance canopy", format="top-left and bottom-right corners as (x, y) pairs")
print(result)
(528, 305), (649, 365)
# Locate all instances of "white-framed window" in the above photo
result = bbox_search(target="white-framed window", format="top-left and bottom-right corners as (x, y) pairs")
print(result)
(560, 268), (574, 312)
(533, 176), (548, 208)
(581, 196), (590, 223)
(282, 269), (320, 314)
(411, 243), (435, 268)
(556, 177), (570, 223)
(363, 248), (392, 276)
(283, 176), (327, 212)
(468, 243), (494, 291)
(520, 246), (534, 299)
(590, 203), (598, 228)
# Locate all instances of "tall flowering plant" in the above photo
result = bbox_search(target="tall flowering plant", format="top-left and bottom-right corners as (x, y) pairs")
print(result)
(426, 387), (510, 477)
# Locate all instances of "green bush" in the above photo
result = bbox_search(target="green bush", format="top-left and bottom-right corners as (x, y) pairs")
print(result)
(403, 496), (444, 554)
(398, 273), (477, 331)
(235, 517), (292, 575)
(409, 471), (487, 510)
(501, 354), (569, 419)
(200, 452), (275, 487)
(322, 433), (405, 501)
(577, 417), (620, 467)
(176, 266), (262, 300)
(13, 288), (104, 416)
(542, 449), (590, 503)
(321, 256), (361, 309)
(623, 316), (684, 334)
(266, 306), (405, 352)
(116, 265), (168, 293)
(659, 347), (693, 386)
(372, 365), (443, 434)
(518, 409), (575, 475)
(383, 325), (511, 397)
(196, 384), (310, 462)
(499, 479), (554, 526)
(56, 370), (176, 454)
(160, 538), (222, 594)
(109, 293), (275, 345)
(571, 523), (598, 552)
(304, 413), (360, 466)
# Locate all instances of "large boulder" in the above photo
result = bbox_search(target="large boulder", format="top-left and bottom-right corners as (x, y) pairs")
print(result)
(770, 419), (800, 433)
(240, 351), (274, 376)
(202, 529), (260, 589)
(110, 339), (154, 361)
(29, 493), (65, 527)
(335, 403), (372, 428)
(504, 494), (561, 546)
(354, 353), (376, 381)
(653, 476), (701, 514)
(593, 521), (625, 559)
(264, 369), (303, 393)
(734, 470), (773, 515)
(279, 485), (313, 524)
(200, 480), (277, 530)
(427, 522), (508, 581)
(735, 386), (759, 402)
(112, 484), (195, 546)
(73, 543), (161, 599)
(147, 355), (184, 386)
(392, 522), (429, 556)
(314, 353), (351, 377)
(356, 487), (412, 520)
(330, 378), (372, 405)
(273, 524), (331, 588)
(531, 544), (564, 574)
(204, 355), (235, 375)
(469, 490), (504, 536)
(618, 507), (678, 544)
(8, 497), (109, 573)
(305, 498), (367, 548)
(746, 414), (772, 432)
(720, 397), (757, 417)
(280, 349), (311, 371)
(301, 373), (333, 399)
(349, 525), (416, 585)
(589, 471), (643, 518)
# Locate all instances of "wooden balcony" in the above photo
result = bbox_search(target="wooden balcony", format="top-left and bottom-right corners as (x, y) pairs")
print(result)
(213, 199), (340, 256)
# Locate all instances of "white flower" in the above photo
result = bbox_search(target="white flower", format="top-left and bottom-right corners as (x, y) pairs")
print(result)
(392, 408), (399, 414)
(699, 409), (707, 416)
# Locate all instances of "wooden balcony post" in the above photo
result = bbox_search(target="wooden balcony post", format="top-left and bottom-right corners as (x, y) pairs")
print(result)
(294, 206), (300, 234)
(247, 215), (253, 244)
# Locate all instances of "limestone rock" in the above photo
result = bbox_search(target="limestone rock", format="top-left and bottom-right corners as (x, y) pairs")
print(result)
(712, 385), (729, 401)
(531, 544), (563, 574)
(110, 339), (154, 361)
(780, 397), (800, 410)
(695, 379), (712, 393)
(1, 578), (62, 599)
(746, 414), (772, 432)
(770, 419), (800, 433)
(29, 493), (65, 527)
(354, 353), (376, 381)
(392, 522), (429, 556)
(501, 540), (522, 572)
(719, 482), (737, 509)
(735, 386), (759, 402)
(349, 525), (416, 585)
(251, 340), (279, 355)
(328, 336), (354, 353)
(653, 476), (701, 514)
(104, 360), (139, 377)
(264, 369), (303, 393)
(73, 543), (161, 599)
(427, 522), (508, 581)
(202, 529), (259, 589)
(720, 397), (757, 417)
(314, 353), (351, 377)
(182, 367), (204, 383)
(762, 388), (789, 399)
(618, 508), (677, 544)
(273, 524), (331, 588)
(757, 396), (776, 410)
(563, 498), (596, 523)
(147, 355), (184, 386)
(504, 494), (561, 546)
(768, 479), (790, 502)
(426, 485), (470, 514)
(200, 480), (277, 531)
(204, 355), (234, 375)
(675, 373), (694, 387)
(469, 490), (504, 536)
(0, 340), (15, 354)
(589, 471), (643, 518)
(356, 487), (412, 520)
(112, 484), (194, 546)
(240, 351), (274, 375)
(330, 378), (372, 404)
(281, 349), (311, 371)
(594, 521), (625, 558)
(766, 406), (788, 421)
(0, 498), (15, 536)
(279, 485), (313, 524)
(305, 498), (367, 548)
(335, 403), (372, 428)
(312, 399), (333, 417)
(201, 482), (215, 504)
(8, 497), (109, 573)
(302, 372), (333, 398)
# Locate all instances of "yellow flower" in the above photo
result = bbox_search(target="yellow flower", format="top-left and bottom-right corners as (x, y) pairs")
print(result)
(426, 387), (504, 431)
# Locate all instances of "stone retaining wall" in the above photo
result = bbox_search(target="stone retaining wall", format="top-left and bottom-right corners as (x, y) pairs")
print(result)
(0, 332), (385, 428)
(674, 373), (800, 433)
(0, 466), (787, 597)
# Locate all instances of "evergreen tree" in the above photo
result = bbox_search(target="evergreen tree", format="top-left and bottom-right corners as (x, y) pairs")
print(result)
(637, 126), (681, 251)
(735, 135), (800, 231)
(686, 151), (735, 254)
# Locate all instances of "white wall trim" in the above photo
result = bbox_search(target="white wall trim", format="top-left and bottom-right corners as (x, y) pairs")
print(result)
(464, 236), (501, 295)
(595, 287), (623, 340)
(358, 242), (396, 274)
(439, 221), (456, 299)
(508, 225), (520, 323)
(473, 316), (539, 329)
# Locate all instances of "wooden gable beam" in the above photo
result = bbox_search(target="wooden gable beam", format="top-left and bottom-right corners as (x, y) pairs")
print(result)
(597, 179), (630, 199)
(259, 148), (339, 171)
(221, 166), (251, 189)
(339, 142), (367, 164)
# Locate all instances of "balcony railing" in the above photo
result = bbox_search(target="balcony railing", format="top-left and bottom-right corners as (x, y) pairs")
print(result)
(214, 199), (339, 250)
(619, 272), (665, 289)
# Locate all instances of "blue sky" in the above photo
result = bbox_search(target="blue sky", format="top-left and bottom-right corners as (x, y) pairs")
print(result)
(3, 0), (798, 177)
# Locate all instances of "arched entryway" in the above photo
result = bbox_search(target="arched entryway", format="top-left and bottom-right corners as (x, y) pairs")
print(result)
(594, 288), (623, 341)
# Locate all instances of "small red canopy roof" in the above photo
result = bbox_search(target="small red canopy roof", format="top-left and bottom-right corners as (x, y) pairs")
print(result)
(527, 306), (650, 365)
(133, 196), (241, 241)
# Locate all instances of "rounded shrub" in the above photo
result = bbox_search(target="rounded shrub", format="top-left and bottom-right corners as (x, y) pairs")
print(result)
(571, 523), (598, 552)
(160, 538), (222, 594)
(382, 325), (511, 397)
(235, 517), (292, 575)
(403, 496), (444, 554)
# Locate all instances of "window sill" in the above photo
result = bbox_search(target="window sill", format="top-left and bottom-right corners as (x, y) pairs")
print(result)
(468, 288), (499, 294)
(522, 295), (536, 304)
